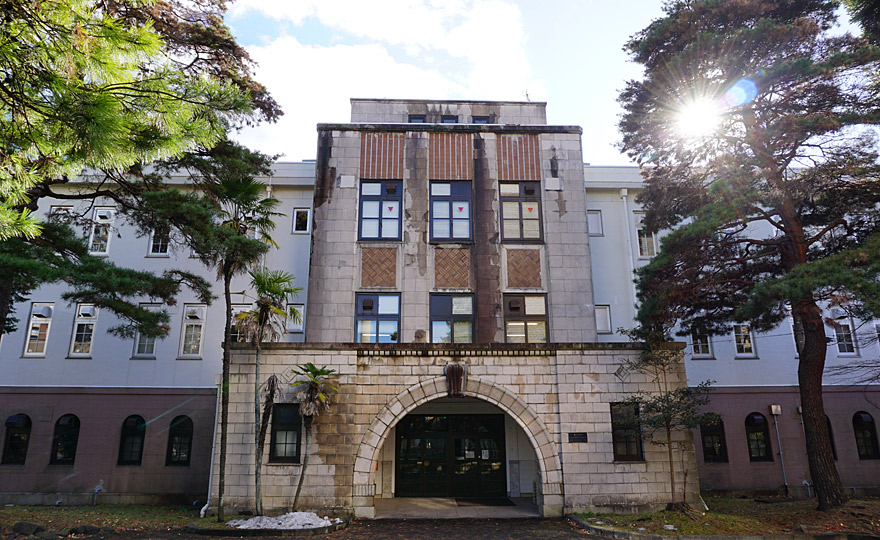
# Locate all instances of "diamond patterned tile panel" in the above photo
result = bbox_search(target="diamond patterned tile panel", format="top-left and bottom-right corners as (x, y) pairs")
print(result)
(435, 248), (470, 288)
(507, 249), (541, 288)
(362, 248), (397, 287)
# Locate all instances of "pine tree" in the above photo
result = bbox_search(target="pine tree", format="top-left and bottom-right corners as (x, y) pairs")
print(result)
(618, 0), (880, 510)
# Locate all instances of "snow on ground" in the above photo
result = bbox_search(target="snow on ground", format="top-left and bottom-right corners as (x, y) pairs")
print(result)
(228, 512), (343, 529)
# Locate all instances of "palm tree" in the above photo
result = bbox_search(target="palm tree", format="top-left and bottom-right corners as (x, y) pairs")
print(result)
(290, 363), (338, 511)
(236, 268), (301, 515)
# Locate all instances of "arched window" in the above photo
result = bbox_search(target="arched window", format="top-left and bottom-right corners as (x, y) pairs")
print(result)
(745, 412), (773, 462)
(700, 418), (728, 463)
(2, 414), (32, 465)
(117, 415), (146, 466)
(165, 415), (193, 466)
(51, 414), (80, 465)
(853, 411), (879, 460)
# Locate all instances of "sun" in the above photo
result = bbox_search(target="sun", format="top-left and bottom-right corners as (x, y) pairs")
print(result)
(675, 98), (722, 138)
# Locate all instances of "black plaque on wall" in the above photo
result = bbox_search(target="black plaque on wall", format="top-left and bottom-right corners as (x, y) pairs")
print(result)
(568, 432), (588, 443)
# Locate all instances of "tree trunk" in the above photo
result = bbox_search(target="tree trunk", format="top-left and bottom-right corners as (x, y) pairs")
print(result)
(292, 416), (312, 511)
(256, 374), (277, 516)
(666, 422), (676, 504)
(0, 280), (13, 336)
(217, 269), (233, 521)
(794, 299), (848, 510)
(254, 343), (263, 515)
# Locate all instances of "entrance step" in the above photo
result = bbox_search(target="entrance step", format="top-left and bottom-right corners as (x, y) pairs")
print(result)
(374, 497), (540, 519)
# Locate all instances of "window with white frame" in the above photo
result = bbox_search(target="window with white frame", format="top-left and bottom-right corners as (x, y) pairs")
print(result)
(133, 304), (160, 358)
(587, 210), (603, 236)
(229, 304), (250, 343)
(69, 304), (97, 357)
(691, 332), (713, 358)
(635, 213), (657, 258)
(292, 208), (311, 233)
(179, 305), (206, 358)
(24, 303), (53, 356)
(733, 324), (756, 357)
(833, 319), (857, 354)
(48, 205), (73, 221)
(595, 305), (612, 334)
(149, 227), (170, 255)
(88, 208), (114, 255)
(287, 303), (305, 333)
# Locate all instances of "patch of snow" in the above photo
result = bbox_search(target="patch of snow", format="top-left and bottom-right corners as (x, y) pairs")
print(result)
(663, 525), (677, 531)
(228, 512), (343, 530)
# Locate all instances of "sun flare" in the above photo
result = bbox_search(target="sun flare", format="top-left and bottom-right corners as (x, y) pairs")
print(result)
(676, 99), (722, 138)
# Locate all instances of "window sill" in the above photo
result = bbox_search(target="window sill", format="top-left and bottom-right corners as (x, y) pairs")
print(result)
(291, 230), (310, 235)
(88, 253), (110, 258)
(66, 356), (92, 360)
(176, 356), (203, 361)
(21, 355), (46, 359)
(49, 462), (75, 467)
(358, 239), (402, 243)
(131, 356), (156, 360)
(429, 240), (474, 245)
(145, 253), (170, 258)
(268, 461), (302, 466)
(691, 356), (716, 361)
(734, 355), (759, 360)
(612, 459), (646, 464)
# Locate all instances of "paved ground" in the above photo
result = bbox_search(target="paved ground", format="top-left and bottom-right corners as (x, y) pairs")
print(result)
(94, 518), (604, 540)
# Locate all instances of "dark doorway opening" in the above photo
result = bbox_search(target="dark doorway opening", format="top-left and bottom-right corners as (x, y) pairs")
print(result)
(395, 414), (506, 498)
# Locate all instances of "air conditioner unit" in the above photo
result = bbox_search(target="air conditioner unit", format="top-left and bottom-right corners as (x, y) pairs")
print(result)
(830, 308), (847, 320)
(186, 307), (205, 320)
(32, 306), (53, 318)
(95, 209), (114, 222)
(79, 305), (97, 318)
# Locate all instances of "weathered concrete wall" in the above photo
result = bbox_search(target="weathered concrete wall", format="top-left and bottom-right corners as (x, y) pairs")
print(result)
(209, 343), (699, 517)
(350, 99), (547, 125)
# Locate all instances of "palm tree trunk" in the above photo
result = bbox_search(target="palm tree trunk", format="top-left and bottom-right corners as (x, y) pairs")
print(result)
(292, 416), (312, 511)
(256, 374), (277, 515)
(254, 342), (263, 515)
(666, 422), (676, 505)
(217, 269), (233, 521)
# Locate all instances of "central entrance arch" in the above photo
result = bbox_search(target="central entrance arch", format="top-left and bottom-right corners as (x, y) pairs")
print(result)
(352, 376), (563, 517)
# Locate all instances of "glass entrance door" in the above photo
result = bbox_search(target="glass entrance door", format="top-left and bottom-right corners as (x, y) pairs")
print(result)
(395, 414), (506, 498)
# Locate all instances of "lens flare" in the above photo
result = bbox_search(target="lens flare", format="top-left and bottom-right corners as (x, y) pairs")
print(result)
(676, 98), (722, 138)
(723, 79), (758, 108)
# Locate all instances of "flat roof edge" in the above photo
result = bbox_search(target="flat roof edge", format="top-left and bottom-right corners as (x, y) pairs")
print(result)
(317, 123), (582, 134)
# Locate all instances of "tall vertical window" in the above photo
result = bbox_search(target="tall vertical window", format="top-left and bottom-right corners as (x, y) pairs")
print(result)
(69, 304), (97, 357)
(587, 210), (603, 236)
(117, 415), (146, 465)
(691, 332), (713, 358)
(88, 208), (114, 255)
(24, 303), (53, 356)
(700, 420), (728, 463)
(504, 294), (547, 343)
(359, 181), (401, 240)
(834, 320), (857, 354)
(133, 304), (160, 358)
(2, 414), (32, 465)
(269, 404), (302, 463)
(595, 305), (612, 334)
(51, 414), (80, 465)
(611, 403), (643, 461)
(733, 324), (756, 357)
(853, 411), (879, 460)
(430, 294), (473, 343)
(165, 415), (193, 466)
(430, 182), (472, 241)
(179, 305), (206, 358)
(636, 214), (657, 257)
(292, 208), (311, 233)
(287, 304), (305, 333)
(745, 412), (773, 462)
(149, 227), (170, 255)
(229, 304), (250, 343)
(500, 182), (542, 242)
(356, 294), (400, 343)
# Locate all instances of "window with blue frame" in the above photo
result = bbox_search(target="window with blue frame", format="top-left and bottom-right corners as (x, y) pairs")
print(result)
(356, 294), (400, 343)
(430, 182), (472, 241)
(430, 294), (474, 343)
(359, 181), (401, 241)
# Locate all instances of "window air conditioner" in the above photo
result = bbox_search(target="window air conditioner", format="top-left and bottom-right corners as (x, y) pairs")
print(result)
(32, 306), (53, 318)
(79, 305), (97, 318)
(830, 308), (847, 320)
(186, 307), (205, 320)
(95, 209), (114, 222)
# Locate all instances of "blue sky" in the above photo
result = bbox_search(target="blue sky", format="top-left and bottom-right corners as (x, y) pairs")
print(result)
(226, 1), (857, 166)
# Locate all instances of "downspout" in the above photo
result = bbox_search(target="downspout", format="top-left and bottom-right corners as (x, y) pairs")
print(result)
(200, 382), (223, 518)
(619, 189), (636, 302)
(769, 405), (789, 496)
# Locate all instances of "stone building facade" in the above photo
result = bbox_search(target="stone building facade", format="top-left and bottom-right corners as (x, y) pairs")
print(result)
(209, 100), (699, 517)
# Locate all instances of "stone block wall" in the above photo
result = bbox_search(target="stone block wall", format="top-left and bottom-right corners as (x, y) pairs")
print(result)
(209, 343), (699, 517)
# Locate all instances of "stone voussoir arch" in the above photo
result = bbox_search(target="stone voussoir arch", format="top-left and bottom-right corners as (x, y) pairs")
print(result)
(352, 376), (563, 489)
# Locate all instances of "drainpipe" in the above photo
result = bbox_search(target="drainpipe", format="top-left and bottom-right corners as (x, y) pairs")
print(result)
(200, 382), (223, 518)
(769, 404), (789, 496)
(619, 189), (636, 304)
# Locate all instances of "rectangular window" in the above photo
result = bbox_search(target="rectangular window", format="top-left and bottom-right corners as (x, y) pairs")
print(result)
(636, 214), (657, 257)
(88, 207), (114, 255)
(287, 303), (305, 333)
(611, 403), (643, 461)
(356, 294), (400, 343)
(133, 304), (160, 358)
(430, 294), (473, 343)
(359, 181), (402, 241)
(149, 227), (170, 255)
(441, 115), (458, 123)
(587, 210), (603, 236)
(179, 305), (206, 358)
(472, 116), (490, 124)
(292, 208), (311, 233)
(834, 320), (857, 354)
(49, 205), (73, 221)
(270, 404), (302, 463)
(700, 422), (728, 463)
(691, 332), (713, 358)
(595, 305), (612, 334)
(430, 182), (472, 241)
(500, 182), (542, 243)
(408, 114), (426, 123)
(69, 304), (97, 357)
(504, 294), (547, 343)
(24, 303), (53, 356)
(733, 324), (756, 357)
(230, 304), (250, 343)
